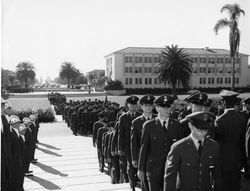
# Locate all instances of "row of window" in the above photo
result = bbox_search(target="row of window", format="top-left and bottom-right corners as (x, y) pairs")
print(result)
(125, 66), (157, 74)
(199, 77), (239, 84)
(125, 78), (159, 85)
(194, 67), (240, 74)
(191, 57), (240, 64)
(125, 66), (239, 74)
(125, 56), (161, 63)
(124, 55), (241, 64)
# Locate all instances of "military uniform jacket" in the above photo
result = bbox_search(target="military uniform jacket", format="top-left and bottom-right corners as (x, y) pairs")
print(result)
(97, 127), (108, 151)
(215, 109), (247, 171)
(131, 114), (157, 163)
(118, 111), (141, 157)
(138, 117), (182, 181)
(164, 136), (222, 191)
(93, 121), (103, 146)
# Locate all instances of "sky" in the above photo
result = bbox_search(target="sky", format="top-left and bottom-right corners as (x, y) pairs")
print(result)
(1, 0), (250, 82)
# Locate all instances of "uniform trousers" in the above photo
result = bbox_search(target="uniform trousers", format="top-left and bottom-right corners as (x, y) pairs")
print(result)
(222, 171), (241, 191)
(119, 156), (129, 183)
(147, 177), (163, 191)
(125, 155), (138, 188)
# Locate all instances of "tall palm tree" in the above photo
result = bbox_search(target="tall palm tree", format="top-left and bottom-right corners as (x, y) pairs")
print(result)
(16, 62), (36, 87)
(59, 61), (79, 88)
(214, 3), (245, 91)
(157, 45), (192, 98)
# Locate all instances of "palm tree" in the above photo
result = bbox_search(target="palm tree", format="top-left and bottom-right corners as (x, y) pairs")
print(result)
(59, 61), (79, 88)
(16, 62), (36, 87)
(8, 75), (15, 86)
(214, 3), (245, 91)
(157, 45), (192, 98)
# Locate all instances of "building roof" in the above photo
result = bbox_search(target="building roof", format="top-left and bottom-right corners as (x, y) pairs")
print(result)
(105, 47), (248, 57)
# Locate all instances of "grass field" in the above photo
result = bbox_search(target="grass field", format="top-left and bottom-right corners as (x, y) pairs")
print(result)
(7, 92), (250, 110)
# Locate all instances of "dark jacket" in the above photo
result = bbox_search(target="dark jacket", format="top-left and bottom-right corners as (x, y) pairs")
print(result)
(215, 109), (247, 171)
(138, 117), (182, 181)
(164, 136), (222, 191)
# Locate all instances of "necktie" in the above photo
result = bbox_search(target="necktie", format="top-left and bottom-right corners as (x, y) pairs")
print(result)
(198, 140), (202, 155)
(162, 120), (167, 133)
(147, 117), (150, 121)
(131, 113), (134, 118)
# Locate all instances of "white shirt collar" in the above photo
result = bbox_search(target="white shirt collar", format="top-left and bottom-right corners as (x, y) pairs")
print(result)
(143, 114), (152, 120)
(190, 133), (204, 149)
(157, 117), (169, 126)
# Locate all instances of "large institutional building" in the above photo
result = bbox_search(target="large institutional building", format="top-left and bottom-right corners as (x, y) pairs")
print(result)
(105, 47), (250, 89)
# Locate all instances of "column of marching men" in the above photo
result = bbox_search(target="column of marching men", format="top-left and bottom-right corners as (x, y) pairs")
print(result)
(58, 92), (250, 191)
(1, 99), (40, 191)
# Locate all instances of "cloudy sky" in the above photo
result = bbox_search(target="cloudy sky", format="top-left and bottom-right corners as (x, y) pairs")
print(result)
(2, 0), (250, 81)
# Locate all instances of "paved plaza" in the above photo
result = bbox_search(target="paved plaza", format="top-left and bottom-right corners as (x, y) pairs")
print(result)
(24, 116), (138, 191)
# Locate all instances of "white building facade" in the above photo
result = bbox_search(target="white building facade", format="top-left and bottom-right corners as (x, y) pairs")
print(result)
(105, 47), (250, 89)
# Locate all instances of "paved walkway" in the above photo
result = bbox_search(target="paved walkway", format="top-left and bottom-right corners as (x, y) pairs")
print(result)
(24, 116), (134, 191)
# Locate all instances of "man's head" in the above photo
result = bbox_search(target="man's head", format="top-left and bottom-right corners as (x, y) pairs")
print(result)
(219, 89), (239, 109)
(185, 92), (208, 112)
(3, 100), (12, 115)
(186, 111), (214, 140)
(243, 98), (250, 111)
(9, 115), (21, 129)
(126, 96), (139, 113)
(140, 95), (155, 115)
(154, 95), (175, 119)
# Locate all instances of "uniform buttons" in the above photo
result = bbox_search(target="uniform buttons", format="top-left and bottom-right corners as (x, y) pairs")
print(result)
(199, 171), (202, 174)
(199, 178), (202, 182)
(199, 163), (202, 167)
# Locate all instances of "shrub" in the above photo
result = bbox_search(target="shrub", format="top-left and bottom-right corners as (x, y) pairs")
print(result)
(12, 107), (55, 123)
(104, 80), (123, 90)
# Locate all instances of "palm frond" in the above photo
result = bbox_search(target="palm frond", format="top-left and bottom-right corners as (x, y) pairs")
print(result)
(214, 18), (230, 34)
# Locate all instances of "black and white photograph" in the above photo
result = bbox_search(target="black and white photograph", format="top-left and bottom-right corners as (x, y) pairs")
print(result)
(1, 0), (250, 190)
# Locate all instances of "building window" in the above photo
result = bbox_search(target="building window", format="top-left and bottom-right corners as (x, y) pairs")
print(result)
(220, 78), (223, 84)
(135, 78), (138, 84)
(135, 67), (139, 73)
(211, 68), (215, 73)
(125, 56), (129, 63)
(129, 67), (132, 73)
(208, 67), (211, 73)
(149, 78), (152, 84)
(211, 78), (214, 84)
(220, 58), (224, 63)
(135, 57), (139, 63)
(208, 78), (211, 84)
(148, 67), (152, 73)
(125, 67), (129, 73)
(125, 78), (128, 85)
(144, 67), (148, 73)
(139, 78), (142, 84)
(199, 78), (202, 84)
(235, 78), (239, 84)
(129, 78), (133, 84)
(194, 57), (198, 63)
(202, 57), (207, 63)
(203, 78), (206, 84)
(145, 78), (148, 85)
(199, 67), (202, 73)
(139, 67), (142, 73)
(193, 67), (197, 73)
(225, 78), (228, 84)
(154, 78), (158, 84)
(154, 57), (158, 63)
(202, 67), (206, 73)
(144, 57), (148, 63)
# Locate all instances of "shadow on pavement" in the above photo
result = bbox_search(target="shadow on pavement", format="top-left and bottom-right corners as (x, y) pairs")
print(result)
(37, 147), (63, 157)
(27, 175), (61, 190)
(38, 142), (61, 150)
(34, 162), (68, 177)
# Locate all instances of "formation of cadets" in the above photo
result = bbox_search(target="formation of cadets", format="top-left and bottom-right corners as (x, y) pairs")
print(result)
(1, 99), (40, 191)
(2, 89), (250, 191)
(59, 90), (250, 191)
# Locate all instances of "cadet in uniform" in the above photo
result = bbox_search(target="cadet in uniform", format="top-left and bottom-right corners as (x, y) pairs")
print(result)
(180, 92), (209, 138)
(164, 111), (222, 191)
(118, 96), (141, 191)
(138, 95), (182, 191)
(214, 90), (247, 191)
(131, 95), (157, 191)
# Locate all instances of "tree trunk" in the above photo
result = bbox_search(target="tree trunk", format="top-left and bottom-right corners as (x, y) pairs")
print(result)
(67, 78), (70, 88)
(172, 83), (177, 99)
(25, 77), (28, 87)
(231, 56), (235, 91)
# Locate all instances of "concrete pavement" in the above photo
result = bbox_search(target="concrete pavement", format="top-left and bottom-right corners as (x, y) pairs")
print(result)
(24, 116), (135, 191)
